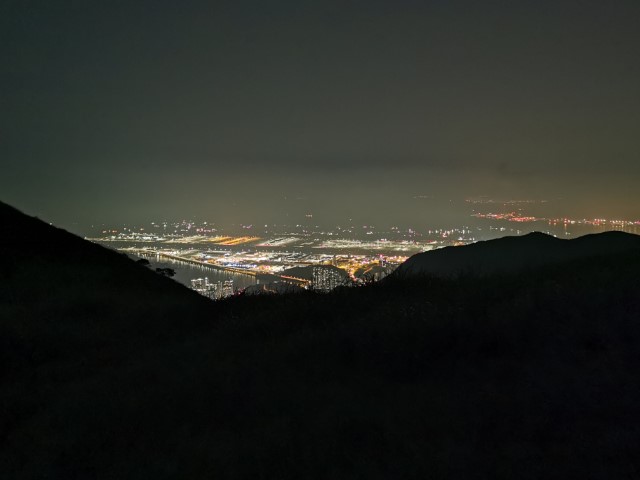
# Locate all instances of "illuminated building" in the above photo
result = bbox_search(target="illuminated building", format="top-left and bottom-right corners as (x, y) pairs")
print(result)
(190, 277), (219, 300)
(222, 280), (234, 298)
(311, 266), (347, 292)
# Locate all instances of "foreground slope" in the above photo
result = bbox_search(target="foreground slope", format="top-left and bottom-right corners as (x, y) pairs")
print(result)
(0, 201), (214, 374)
(2, 202), (640, 479)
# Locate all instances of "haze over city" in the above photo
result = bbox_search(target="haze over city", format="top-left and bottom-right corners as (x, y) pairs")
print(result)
(2, 0), (640, 230)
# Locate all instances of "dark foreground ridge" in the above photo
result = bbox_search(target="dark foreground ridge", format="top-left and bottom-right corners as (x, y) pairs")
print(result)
(2, 201), (640, 479)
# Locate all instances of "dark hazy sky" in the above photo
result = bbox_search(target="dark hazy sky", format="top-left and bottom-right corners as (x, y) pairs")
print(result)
(2, 0), (640, 229)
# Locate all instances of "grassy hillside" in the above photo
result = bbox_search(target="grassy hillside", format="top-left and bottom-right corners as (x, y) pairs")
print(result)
(2, 202), (640, 479)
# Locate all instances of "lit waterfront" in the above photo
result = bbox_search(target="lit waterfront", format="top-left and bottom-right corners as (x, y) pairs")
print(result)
(137, 254), (256, 291)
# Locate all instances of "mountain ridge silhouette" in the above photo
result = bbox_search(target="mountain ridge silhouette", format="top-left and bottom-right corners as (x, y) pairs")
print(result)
(397, 230), (640, 277)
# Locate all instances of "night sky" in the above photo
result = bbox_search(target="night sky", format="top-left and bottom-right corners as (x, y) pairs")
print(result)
(2, 1), (640, 229)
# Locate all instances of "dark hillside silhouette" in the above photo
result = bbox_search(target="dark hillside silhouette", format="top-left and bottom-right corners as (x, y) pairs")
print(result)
(0, 201), (214, 375)
(2, 201), (640, 479)
(397, 230), (640, 277)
